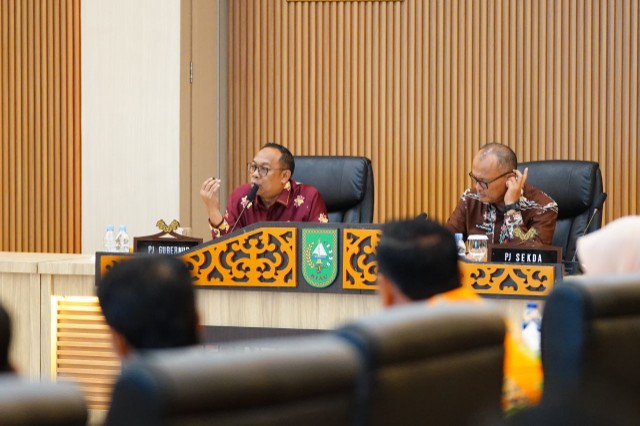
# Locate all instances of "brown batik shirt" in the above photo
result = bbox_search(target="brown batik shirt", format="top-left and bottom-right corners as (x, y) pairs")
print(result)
(445, 183), (558, 246)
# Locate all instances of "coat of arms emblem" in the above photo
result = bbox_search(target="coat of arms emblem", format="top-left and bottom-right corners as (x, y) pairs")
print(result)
(302, 229), (338, 288)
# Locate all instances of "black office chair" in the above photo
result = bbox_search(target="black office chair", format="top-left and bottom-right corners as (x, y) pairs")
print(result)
(517, 160), (605, 263)
(107, 335), (359, 426)
(0, 377), (87, 426)
(293, 156), (374, 223)
(534, 273), (640, 425)
(336, 303), (505, 426)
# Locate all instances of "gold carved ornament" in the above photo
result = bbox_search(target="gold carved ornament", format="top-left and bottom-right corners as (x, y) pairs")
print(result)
(155, 219), (180, 233)
(459, 261), (555, 296)
(182, 227), (297, 288)
(342, 228), (381, 290)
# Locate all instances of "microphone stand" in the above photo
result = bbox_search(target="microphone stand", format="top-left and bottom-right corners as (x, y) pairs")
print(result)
(230, 184), (259, 233)
(565, 192), (608, 275)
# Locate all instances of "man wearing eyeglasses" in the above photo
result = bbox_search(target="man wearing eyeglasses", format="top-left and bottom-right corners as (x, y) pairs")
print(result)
(445, 143), (558, 246)
(200, 143), (328, 238)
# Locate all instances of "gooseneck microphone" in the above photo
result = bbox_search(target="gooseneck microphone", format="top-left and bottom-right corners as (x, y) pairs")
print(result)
(570, 192), (608, 263)
(230, 183), (259, 233)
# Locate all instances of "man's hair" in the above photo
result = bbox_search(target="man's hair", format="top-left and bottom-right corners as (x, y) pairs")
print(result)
(263, 142), (295, 176)
(0, 303), (12, 372)
(479, 142), (518, 172)
(97, 256), (199, 351)
(376, 219), (460, 300)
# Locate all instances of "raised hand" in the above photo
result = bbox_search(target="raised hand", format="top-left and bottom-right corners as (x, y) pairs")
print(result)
(504, 167), (528, 205)
(200, 177), (223, 226)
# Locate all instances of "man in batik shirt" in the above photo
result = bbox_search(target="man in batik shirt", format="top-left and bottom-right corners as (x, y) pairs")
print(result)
(446, 142), (558, 246)
(200, 143), (329, 239)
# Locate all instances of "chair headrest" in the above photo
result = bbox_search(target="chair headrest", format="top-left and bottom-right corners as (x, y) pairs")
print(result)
(544, 273), (640, 394)
(518, 160), (601, 219)
(0, 378), (87, 425)
(293, 156), (371, 211)
(565, 272), (640, 317)
(107, 336), (359, 424)
(337, 303), (505, 366)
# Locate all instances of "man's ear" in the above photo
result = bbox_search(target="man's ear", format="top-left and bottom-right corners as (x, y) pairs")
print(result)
(110, 329), (132, 359)
(378, 273), (396, 307)
(282, 169), (292, 184)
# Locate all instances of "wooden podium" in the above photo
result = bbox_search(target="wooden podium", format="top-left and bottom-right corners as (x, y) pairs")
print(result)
(55, 224), (559, 411)
(96, 222), (560, 297)
(97, 222), (382, 293)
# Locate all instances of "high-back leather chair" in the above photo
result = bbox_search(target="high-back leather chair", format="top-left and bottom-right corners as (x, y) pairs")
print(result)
(336, 303), (505, 426)
(517, 160), (605, 263)
(538, 273), (640, 424)
(106, 335), (359, 426)
(293, 156), (374, 223)
(0, 377), (87, 426)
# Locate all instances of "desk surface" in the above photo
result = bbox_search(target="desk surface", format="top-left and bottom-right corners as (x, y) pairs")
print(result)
(0, 252), (90, 274)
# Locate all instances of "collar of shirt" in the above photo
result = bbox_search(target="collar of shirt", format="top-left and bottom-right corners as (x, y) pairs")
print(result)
(255, 180), (293, 210)
(464, 184), (527, 211)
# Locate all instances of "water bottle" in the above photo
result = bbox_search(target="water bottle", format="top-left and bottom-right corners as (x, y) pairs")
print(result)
(521, 302), (542, 354)
(115, 225), (130, 253)
(454, 233), (467, 258)
(103, 225), (116, 252)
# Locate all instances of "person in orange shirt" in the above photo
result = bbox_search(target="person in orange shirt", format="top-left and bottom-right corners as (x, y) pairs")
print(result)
(376, 218), (542, 413)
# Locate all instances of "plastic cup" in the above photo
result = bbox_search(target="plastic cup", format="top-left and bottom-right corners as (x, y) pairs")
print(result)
(467, 235), (489, 262)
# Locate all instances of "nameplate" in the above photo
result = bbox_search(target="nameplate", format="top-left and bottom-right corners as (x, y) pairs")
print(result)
(133, 233), (203, 255)
(132, 219), (204, 255)
(134, 239), (201, 255)
(489, 244), (561, 264)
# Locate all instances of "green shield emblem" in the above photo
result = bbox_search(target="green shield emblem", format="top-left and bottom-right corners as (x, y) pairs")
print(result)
(302, 229), (338, 288)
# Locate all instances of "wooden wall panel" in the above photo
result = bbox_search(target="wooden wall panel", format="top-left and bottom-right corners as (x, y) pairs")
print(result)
(0, 0), (81, 252)
(228, 0), (639, 224)
(52, 297), (119, 411)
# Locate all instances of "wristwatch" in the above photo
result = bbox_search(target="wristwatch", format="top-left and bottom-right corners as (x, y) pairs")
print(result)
(504, 202), (521, 211)
(208, 217), (223, 228)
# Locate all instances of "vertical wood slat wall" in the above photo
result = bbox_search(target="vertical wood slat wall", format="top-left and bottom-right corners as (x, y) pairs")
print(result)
(228, 0), (639, 224)
(0, 0), (81, 253)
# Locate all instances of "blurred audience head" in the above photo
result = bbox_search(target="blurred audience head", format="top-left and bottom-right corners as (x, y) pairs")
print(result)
(0, 303), (13, 373)
(577, 216), (640, 275)
(98, 256), (200, 359)
(376, 218), (460, 306)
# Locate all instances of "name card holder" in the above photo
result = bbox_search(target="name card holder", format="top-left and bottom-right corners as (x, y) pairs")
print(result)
(488, 244), (561, 264)
(133, 219), (203, 255)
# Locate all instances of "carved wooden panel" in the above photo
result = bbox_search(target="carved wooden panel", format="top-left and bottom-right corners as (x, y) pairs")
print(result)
(459, 261), (556, 297)
(183, 227), (297, 288)
(342, 228), (381, 291)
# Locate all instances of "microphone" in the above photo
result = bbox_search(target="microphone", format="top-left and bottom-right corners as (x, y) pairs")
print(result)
(570, 192), (608, 263)
(230, 183), (259, 233)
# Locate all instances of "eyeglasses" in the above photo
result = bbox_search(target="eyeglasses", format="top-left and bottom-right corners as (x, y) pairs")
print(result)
(468, 171), (512, 190)
(247, 162), (286, 178)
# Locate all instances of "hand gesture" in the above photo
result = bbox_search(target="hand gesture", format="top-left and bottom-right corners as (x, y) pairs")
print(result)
(504, 167), (528, 205)
(200, 177), (223, 226)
